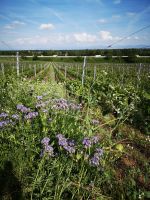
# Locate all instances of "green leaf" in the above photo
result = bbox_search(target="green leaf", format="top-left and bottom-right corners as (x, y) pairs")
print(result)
(115, 144), (124, 152)
(143, 92), (150, 100)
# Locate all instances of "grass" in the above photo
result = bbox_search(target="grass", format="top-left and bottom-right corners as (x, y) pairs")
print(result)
(0, 63), (150, 200)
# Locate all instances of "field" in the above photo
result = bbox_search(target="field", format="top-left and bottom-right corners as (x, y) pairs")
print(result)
(0, 58), (150, 200)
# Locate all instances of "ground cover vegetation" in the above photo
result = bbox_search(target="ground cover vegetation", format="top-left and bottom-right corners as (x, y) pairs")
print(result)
(0, 59), (150, 200)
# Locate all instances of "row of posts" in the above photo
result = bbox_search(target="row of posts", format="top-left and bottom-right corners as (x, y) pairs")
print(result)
(58, 59), (146, 87)
(1, 52), (44, 77)
(1, 52), (35, 77)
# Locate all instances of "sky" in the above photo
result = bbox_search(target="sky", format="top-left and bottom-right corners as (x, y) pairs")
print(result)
(0, 0), (150, 50)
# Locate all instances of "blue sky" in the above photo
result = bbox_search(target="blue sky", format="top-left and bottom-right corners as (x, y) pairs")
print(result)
(0, 0), (150, 49)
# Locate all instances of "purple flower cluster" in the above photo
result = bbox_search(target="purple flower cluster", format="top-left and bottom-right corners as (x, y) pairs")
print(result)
(0, 119), (13, 128)
(56, 134), (75, 154)
(52, 98), (82, 111)
(41, 137), (54, 157)
(40, 134), (103, 166)
(17, 104), (31, 113)
(0, 112), (8, 118)
(52, 99), (68, 110)
(82, 137), (92, 148)
(0, 113), (19, 128)
(12, 114), (19, 120)
(41, 137), (50, 146)
(89, 148), (104, 166)
(92, 136), (99, 144)
(82, 136), (100, 148)
(96, 148), (104, 156)
(24, 112), (38, 119)
(0, 121), (8, 128)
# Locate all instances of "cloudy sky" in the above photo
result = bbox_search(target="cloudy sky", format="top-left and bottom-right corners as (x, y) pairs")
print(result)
(0, 0), (150, 50)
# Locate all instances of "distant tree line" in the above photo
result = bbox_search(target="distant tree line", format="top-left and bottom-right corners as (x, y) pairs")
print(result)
(0, 48), (150, 57)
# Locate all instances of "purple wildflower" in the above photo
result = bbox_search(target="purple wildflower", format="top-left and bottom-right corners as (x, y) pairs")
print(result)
(58, 137), (68, 147)
(82, 137), (92, 148)
(41, 145), (54, 157)
(12, 114), (19, 120)
(0, 120), (12, 128)
(17, 104), (30, 113)
(0, 121), (8, 128)
(90, 154), (100, 166)
(64, 145), (75, 154)
(52, 99), (69, 110)
(56, 134), (64, 139)
(0, 112), (8, 118)
(24, 112), (38, 119)
(52, 98), (82, 111)
(17, 104), (23, 110)
(40, 137), (54, 157)
(96, 148), (103, 156)
(37, 96), (43, 100)
(89, 148), (104, 167)
(41, 137), (50, 146)
(44, 145), (54, 156)
(56, 134), (76, 154)
(91, 119), (99, 125)
(92, 136), (99, 144)
(68, 139), (75, 147)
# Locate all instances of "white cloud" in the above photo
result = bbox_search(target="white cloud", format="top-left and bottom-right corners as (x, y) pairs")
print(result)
(4, 20), (26, 29)
(8, 31), (144, 49)
(13, 20), (25, 25)
(99, 31), (121, 42)
(12, 34), (72, 47)
(112, 15), (121, 19)
(126, 36), (139, 40)
(15, 35), (53, 45)
(73, 33), (97, 43)
(39, 23), (55, 30)
(11, 32), (98, 49)
(113, 0), (121, 4)
(99, 31), (113, 41)
(126, 12), (136, 17)
(134, 36), (139, 40)
(98, 15), (121, 24)
(98, 19), (108, 24)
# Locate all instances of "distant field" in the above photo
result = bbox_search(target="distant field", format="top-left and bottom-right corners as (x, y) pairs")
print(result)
(0, 55), (150, 63)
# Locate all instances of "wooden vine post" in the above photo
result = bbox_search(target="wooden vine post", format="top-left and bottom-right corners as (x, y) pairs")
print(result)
(82, 56), (86, 86)
(16, 51), (19, 76)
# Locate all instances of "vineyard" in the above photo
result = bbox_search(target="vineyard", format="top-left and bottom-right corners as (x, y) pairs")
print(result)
(0, 58), (150, 200)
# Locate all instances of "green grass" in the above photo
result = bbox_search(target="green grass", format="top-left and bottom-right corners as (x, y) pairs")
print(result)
(0, 62), (149, 200)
